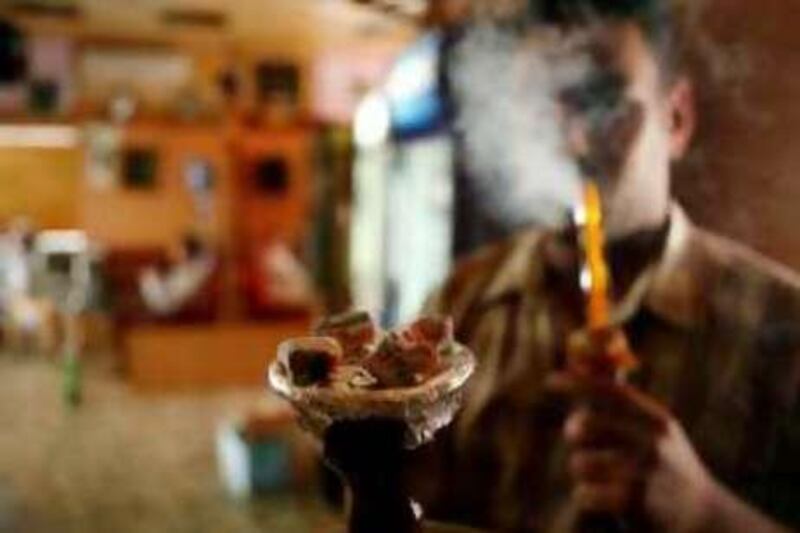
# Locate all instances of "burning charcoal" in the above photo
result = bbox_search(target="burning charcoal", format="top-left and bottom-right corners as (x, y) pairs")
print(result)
(365, 334), (441, 388)
(287, 349), (338, 387)
(278, 338), (342, 388)
(314, 310), (380, 362)
(405, 316), (454, 346)
(283, 314), (456, 392)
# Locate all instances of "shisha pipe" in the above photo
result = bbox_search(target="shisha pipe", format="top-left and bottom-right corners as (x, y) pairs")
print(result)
(578, 181), (611, 331)
(572, 181), (638, 382)
(571, 180), (638, 532)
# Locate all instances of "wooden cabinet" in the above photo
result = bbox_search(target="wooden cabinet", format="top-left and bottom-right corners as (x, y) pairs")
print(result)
(231, 125), (313, 249)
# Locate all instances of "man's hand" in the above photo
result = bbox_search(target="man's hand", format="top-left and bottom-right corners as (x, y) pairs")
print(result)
(547, 372), (718, 532)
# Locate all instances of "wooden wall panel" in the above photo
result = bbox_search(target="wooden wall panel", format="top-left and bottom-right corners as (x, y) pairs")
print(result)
(0, 147), (81, 229)
(79, 122), (231, 250)
(675, 0), (800, 270)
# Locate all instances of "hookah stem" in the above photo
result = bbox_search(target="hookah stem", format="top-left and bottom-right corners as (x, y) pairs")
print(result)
(582, 181), (610, 331)
(577, 181), (629, 533)
(326, 419), (421, 533)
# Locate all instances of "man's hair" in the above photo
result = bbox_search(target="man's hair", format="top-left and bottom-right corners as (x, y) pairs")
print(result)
(527, 0), (681, 76)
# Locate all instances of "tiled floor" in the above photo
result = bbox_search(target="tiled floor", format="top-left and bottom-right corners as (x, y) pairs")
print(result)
(0, 355), (339, 533)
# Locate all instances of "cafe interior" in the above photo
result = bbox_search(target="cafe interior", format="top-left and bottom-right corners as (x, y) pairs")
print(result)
(0, 0), (799, 532)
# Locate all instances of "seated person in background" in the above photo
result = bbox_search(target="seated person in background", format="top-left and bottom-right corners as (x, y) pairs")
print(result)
(0, 218), (35, 309)
(241, 240), (315, 316)
(138, 233), (217, 317)
(0, 218), (56, 352)
(407, 1), (800, 532)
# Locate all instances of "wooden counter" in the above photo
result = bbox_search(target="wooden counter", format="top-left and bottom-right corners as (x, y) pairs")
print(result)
(127, 319), (310, 391)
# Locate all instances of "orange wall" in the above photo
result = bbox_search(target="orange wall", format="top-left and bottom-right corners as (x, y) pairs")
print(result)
(79, 122), (313, 252)
(0, 147), (81, 229)
(232, 126), (313, 248)
(80, 122), (232, 250)
(0, 122), (314, 251)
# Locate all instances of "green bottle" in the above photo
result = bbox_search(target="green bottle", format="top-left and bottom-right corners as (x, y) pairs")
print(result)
(63, 351), (82, 407)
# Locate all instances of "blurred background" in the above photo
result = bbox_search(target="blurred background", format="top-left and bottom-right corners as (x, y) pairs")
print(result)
(0, 0), (797, 531)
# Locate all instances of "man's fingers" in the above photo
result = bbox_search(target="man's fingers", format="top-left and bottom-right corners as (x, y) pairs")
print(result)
(573, 481), (630, 514)
(569, 449), (636, 484)
(545, 371), (577, 394)
(546, 372), (670, 431)
(618, 385), (671, 428)
(563, 407), (656, 450)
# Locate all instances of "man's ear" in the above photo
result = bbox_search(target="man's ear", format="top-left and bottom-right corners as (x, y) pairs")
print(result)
(668, 77), (696, 160)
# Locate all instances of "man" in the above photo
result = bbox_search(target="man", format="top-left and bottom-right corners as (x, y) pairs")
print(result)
(0, 219), (59, 353)
(410, 1), (800, 531)
(139, 233), (217, 317)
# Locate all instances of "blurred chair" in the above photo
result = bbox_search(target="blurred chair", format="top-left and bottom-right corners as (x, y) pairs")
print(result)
(104, 247), (167, 326)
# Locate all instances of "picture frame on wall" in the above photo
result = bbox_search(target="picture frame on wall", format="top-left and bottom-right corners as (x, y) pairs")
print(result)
(121, 147), (159, 190)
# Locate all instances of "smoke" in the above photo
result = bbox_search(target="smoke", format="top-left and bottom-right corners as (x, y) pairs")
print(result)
(449, 23), (595, 230)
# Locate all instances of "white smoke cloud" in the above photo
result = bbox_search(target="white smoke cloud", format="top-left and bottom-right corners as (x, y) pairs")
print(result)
(449, 23), (594, 230)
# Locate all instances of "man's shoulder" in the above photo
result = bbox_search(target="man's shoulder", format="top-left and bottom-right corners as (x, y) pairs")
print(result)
(687, 225), (800, 328)
(692, 226), (800, 296)
(431, 230), (545, 316)
(446, 238), (519, 289)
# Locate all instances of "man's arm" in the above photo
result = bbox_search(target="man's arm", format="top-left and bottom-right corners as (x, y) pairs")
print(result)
(697, 483), (789, 533)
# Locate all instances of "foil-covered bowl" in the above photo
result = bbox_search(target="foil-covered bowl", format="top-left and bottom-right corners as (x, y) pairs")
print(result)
(268, 339), (476, 449)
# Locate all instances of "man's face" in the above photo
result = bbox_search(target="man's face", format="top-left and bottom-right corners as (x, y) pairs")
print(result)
(453, 19), (694, 237)
(554, 22), (695, 237)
